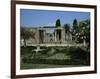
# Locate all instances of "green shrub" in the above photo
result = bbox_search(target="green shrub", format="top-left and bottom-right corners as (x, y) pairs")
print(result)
(68, 47), (90, 65)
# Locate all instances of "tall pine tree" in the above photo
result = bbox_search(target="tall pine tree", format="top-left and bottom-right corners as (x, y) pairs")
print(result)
(55, 19), (61, 40)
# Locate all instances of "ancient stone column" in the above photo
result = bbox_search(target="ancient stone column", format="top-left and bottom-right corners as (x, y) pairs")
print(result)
(53, 33), (55, 42)
(61, 28), (65, 43)
(43, 29), (46, 43)
(54, 31), (57, 42)
(35, 28), (39, 44)
(70, 33), (72, 41)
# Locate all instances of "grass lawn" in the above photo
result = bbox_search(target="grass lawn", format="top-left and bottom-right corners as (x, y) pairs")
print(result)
(21, 63), (85, 69)
(20, 46), (90, 69)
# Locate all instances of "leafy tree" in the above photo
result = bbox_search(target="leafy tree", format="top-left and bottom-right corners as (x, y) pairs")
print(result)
(21, 27), (35, 47)
(72, 19), (79, 41)
(84, 20), (90, 44)
(72, 19), (90, 45)
(72, 19), (90, 48)
(78, 20), (90, 45)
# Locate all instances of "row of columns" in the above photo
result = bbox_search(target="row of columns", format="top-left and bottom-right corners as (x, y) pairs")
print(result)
(36, 28), (72, 44)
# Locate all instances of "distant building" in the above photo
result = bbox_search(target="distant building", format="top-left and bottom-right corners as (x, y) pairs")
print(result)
(21, 26), (72, 46)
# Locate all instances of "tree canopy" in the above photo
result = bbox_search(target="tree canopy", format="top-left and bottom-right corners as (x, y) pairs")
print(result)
(55, 19), (61, 27)
(64, 24), (70, 33)
(21, 27), (35, 46)
(72, 19), (90, 44)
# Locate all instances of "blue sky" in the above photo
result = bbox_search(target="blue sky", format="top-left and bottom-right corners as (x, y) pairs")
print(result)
(20, 9), (90, 28)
